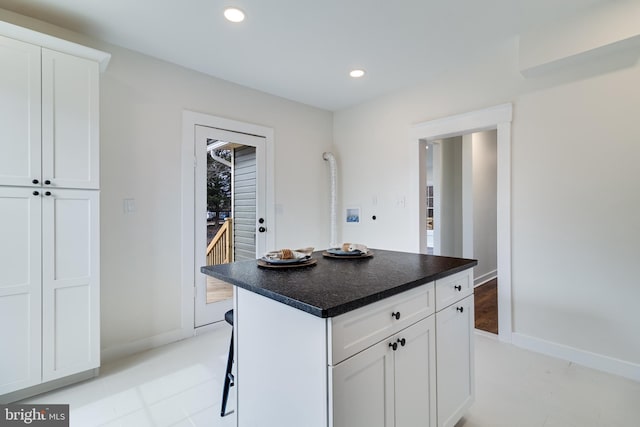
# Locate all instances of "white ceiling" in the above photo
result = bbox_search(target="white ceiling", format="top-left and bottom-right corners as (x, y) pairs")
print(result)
(0, 0), (615, 111)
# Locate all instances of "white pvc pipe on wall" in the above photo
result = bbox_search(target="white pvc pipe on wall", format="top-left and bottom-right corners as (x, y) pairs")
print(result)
(323, 152), (338, 248)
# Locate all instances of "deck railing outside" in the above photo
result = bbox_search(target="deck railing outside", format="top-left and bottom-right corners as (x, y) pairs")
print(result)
(206, 217), (233, 265)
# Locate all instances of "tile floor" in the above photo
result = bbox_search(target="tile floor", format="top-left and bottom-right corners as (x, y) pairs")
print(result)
(22, 327), (640, 427)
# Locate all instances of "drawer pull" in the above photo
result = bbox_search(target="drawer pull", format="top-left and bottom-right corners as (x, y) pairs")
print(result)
(389, 342), (398, 351)
(454, 285), (462, 291)
(456, 306), (464, 313)
(32, 179), (39, 184)
(391, 312), (401, 320)
(397, 338), (406, 347)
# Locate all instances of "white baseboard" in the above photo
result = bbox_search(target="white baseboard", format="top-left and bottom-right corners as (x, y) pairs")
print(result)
(474, 328), (499, 340)
(0, 369), (98, 404)
(511, 332), (640, 382)
(101, 327), (194, 364)
(194, 320), (227, 336)
(474, 270), (497, 287)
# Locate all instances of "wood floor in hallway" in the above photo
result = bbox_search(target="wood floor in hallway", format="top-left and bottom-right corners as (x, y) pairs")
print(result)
(474, 278), (498, 334)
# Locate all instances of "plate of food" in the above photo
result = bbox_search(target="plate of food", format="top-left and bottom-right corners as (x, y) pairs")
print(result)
(261, 247), (314, 264)
(323, 243), (373, 259)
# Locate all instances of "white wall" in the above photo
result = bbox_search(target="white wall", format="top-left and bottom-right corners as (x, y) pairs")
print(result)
(334, 7), (640, 373)
(0, 9), (333, 358)
(100, 53), (333, 355)
(439, 136), (463, 257)
(472, 130), (497, 285)
(4, 3), (640, 378)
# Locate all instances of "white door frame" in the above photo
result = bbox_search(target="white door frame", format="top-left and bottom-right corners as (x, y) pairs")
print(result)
(181, 110), (275, 333)
(410, 103), (512, 342)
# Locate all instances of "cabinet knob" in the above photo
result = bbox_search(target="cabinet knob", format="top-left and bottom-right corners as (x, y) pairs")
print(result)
(44, 191), (52, 196)
(397, 338), (406, 347)
(258, 226), (266, 233)
(456, 306), (464, 313)
(33, 191), (40, 196)
(389, 342), (398, 351)
(454, 285), (462, 291)
(32, 179), (39, 184)
(391, 312), (401, 320)
(44, 180), (51, 185)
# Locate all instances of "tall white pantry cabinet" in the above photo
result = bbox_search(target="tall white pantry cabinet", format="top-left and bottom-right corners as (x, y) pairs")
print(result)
(0, 23), (110, 400)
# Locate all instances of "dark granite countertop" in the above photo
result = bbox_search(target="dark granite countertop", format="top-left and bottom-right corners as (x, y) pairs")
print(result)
(200, 249), (477, 318)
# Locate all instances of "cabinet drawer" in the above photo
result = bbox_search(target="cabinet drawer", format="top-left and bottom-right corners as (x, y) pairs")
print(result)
(435, 269), (473, 311)
(329, 282), (435, 365)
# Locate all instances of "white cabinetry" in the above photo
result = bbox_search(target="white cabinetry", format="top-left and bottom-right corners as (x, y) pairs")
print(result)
(233, 267), (474, 427)
(0, 36), (41, 187)
(331, 316), (437, 427)
(330, 283), (437, 427)
(0, 35), (100, 189)
(331, 331), (394, 427)
(41, 49), (100, 189)
(435, 270), (475, 427)
(0, 187), (42, 394)
(0, 27), (108, 400)
(42, 189), (100, 382)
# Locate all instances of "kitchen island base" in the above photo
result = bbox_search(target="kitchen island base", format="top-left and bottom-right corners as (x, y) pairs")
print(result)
(232, 269), (474, 427)
(201, 250), (477, 427)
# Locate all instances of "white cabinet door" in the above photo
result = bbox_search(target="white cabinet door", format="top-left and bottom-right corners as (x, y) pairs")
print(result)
(0, 187), (42, 394)
(436, 295), (475, 427)
(41, 189), (100, 381)
(331, 337), (395, 427)
(394, 316), (437, 427)
(330, 283), (435, 365)
(42, 49), (99, 190)
(0, 35), (41, 187)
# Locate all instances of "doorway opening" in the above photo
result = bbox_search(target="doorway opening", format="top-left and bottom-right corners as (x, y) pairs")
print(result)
(411, 104), (512, 342)
(424, 131), (498, 334)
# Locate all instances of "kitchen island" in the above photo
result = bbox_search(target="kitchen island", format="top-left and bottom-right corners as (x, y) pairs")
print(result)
(201, 249), (477, 427)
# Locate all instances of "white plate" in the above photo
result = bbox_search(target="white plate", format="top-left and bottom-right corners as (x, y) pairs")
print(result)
(260, 256), (310, 264)
(326, 248), (364, 256)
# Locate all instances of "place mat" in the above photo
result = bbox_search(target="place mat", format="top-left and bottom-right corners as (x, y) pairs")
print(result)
(257, 258), (318, 269)
(322, 251), (374, 259)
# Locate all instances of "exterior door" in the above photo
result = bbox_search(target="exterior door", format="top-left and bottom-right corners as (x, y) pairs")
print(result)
(194, 125), (268, 327)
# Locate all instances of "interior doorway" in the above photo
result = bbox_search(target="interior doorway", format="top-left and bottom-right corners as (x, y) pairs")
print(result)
(410, 104), (512, 342)
(425, 131), (498, 334)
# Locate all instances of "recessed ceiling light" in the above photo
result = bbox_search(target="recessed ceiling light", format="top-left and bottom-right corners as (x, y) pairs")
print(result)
(224, 7), (245, 23)
(349, 69), (366, 78)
